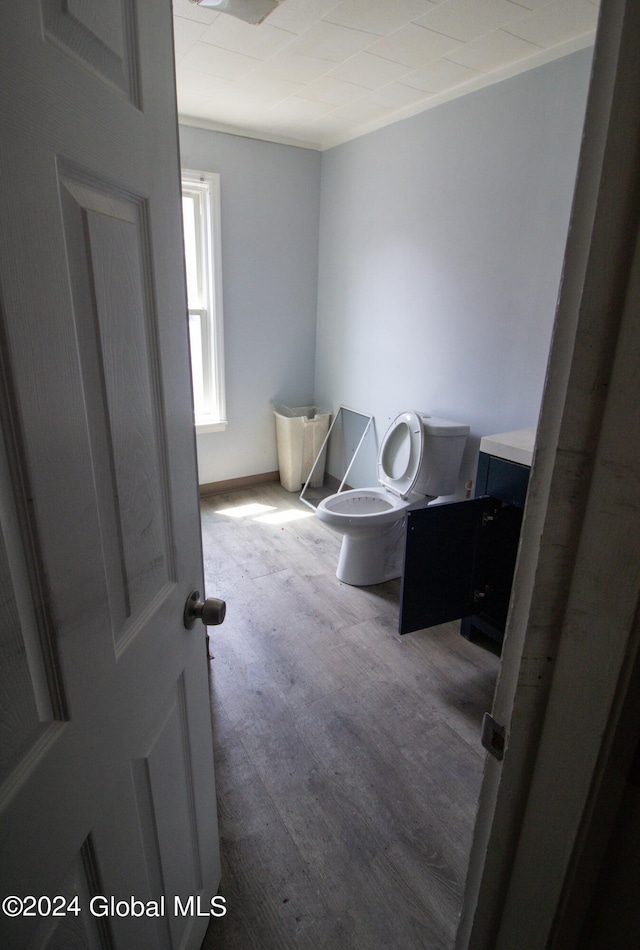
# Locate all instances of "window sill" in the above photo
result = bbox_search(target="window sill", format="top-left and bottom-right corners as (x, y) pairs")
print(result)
(195, 417), (227, 434)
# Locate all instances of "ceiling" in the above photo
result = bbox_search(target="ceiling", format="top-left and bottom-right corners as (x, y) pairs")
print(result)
(173, 0), (600, 151)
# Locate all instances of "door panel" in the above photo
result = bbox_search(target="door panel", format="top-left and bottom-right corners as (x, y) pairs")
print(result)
(399, 497), (499, 635)
(0, 1), (219, 947)
(140, 685), (206, 948)
(59, 169), (176, 646)
(29, 845), (108, 949)
(41, 0), (136, 100)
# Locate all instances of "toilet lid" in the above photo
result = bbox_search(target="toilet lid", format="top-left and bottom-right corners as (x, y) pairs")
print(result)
(377, 411), (424, 498)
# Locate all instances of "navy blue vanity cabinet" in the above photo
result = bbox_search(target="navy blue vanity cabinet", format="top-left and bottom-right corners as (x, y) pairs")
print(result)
(398, 447), (531, 646)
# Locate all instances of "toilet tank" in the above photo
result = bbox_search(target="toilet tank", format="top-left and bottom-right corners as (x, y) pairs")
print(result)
(413, 415), (469, 497)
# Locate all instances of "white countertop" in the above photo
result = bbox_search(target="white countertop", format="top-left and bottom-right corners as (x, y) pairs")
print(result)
(479, 426), (536, 466)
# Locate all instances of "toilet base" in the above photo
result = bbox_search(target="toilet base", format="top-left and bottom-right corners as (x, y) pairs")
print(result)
(336, 520), (405, 586)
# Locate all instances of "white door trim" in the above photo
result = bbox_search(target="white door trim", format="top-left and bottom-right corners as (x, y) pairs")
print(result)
(458, 0), (640, 945)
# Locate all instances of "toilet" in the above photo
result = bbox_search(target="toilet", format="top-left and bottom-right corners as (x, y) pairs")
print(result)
(316, 411), (469, 586)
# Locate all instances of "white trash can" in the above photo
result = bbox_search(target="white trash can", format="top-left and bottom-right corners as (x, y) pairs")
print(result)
(273, 405), (331, 492)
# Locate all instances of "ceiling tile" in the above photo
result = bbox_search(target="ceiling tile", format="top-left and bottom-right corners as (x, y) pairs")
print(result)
(265, 95), (335, 121)
(175, 65), (232, 98)
(446, 28), (542, 71)
(178, 91), (223, 122)
(295, 112), (359, 139)
(202, 98), (267, 125)
(177, 70), (286, 121)
(285, 20), (378, 61)
(370, 23), (463, 69)
(177, 76), (252, 122)
(263, 128), (326, 147)
(368, 81), (433, 109)
(331, 96), (395, 123)
(199, 18), (296, 58)
(173, 15), (211, 55)
(505, 0), (600, 48)
(255, 50), (333, 83)
(328, 51), (413, 89)
(404, 57), (481, 93)
(298, 75), (366, 105)
(235, 73), (305, 100)
(265, 0), (345, 34)
(323, 0), (440, 36)
(249, 111), (328, 141)
(415, 0), (531, 43)
(186, 41), (261, 80)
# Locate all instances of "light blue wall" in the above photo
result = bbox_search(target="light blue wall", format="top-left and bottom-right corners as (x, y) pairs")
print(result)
(315, 48), (593, 493)
(179, 127), (321, 485)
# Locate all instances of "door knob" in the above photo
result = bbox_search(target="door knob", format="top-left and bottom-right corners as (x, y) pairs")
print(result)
(183, 589), (226, 629)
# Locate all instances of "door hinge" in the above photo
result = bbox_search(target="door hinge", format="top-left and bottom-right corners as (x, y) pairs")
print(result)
(481, 712), (506, 761)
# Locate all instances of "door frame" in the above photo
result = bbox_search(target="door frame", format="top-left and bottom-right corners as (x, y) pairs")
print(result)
(457, 0), (640, 946)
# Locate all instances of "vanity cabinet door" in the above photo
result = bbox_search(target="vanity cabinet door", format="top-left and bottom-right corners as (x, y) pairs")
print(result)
(399, 496), (503, 635)
(463, 499), (524, 640)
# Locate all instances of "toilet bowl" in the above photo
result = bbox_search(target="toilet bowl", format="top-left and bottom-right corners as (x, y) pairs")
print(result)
(316, 411), (469, 586)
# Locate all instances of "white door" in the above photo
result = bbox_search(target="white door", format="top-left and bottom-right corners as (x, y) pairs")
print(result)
(0, 2), (221, 948)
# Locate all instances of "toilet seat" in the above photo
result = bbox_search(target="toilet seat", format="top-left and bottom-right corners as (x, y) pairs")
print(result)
(377, 410), (425, 499)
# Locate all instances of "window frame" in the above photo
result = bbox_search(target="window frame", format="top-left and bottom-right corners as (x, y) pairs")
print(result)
(181, 169), (226, 432)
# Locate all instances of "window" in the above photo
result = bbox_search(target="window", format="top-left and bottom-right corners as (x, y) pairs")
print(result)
(181, 170), (226, 431)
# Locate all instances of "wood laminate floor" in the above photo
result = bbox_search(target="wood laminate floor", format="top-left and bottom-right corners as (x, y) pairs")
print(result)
(199, 482), (500, 950)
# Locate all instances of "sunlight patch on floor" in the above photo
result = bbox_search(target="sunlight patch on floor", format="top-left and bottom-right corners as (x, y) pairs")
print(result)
(218, 503), (276, 518)
(217, 501), (314, 525)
